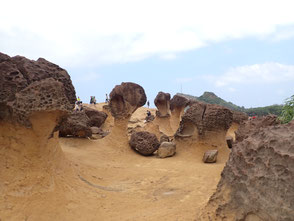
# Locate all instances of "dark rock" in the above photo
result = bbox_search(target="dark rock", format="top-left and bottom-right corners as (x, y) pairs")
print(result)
(160, 134), (170, 143)
(109, 82), (146, 120)
(129, 131), (160, 156)
(59, 111), (92, 138)
(84, 106), (107, 127)
(232, 111), (248, 124)
(226, 136), (233, 149)
(170, 94), (189, 111)
(0, 52), (75, 127)
(154, 92), (171, 117)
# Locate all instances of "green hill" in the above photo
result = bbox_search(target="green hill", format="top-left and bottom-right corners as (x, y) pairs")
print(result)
(177, 92), (283, 116)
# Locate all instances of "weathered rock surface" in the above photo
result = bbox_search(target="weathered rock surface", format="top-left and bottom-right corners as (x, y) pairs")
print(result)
(59, 111), (92, 138)
(84, 106), (108, 127)
(129, 131), (160, 156)
(199, 120), (294, 220)
(170, 94), (189, 112)
(235, 114), (280, 143)
(202, 150), (218, 163)
(0, 52), (76, 127)
(109, 82), (146, 120)
(175, 102), (233, 139)
(154, 92), (171, 117)
(91, 127), (109, 139)
(160, 134), (170, 143)
(157, 142), (176, 158)
(232, 111), (248, 124)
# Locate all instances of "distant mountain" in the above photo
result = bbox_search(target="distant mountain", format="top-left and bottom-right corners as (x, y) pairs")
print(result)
(177, 92), (283, 116)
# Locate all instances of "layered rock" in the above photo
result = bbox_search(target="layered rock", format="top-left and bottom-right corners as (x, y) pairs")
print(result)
(199, 120), (294, 220)
(0, 53), (76, 196)
(129, 131), (160, 156)
(154, 92), (171, 117)
(175, 102), (233, 142)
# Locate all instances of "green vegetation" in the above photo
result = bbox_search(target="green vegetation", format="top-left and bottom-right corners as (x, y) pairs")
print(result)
(279, 95), (294, 124)
(177, 92), (283, 116)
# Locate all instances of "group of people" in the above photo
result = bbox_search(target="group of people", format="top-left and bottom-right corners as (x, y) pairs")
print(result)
(90, 96), (97, 105)
(75, 97), (83, 111)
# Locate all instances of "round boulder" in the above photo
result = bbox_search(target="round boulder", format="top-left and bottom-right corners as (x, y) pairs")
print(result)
(129, 131), (160, 156)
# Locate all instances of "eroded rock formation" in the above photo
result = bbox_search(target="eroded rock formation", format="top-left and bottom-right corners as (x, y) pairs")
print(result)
(154, 92), (171, 117)
(170, 94), (189, 117)
(175, 102), (233, 142)
(199, 119), (294, 220)
(0, 52), (76, 196)
(232, 111), (248, 124)
(129, 131), (160, 156)
(109, 82), (146, 120)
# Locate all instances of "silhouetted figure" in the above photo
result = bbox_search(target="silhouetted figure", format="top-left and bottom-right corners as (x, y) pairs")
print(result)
(147, 100), (150, 108)
(105, 94), (109, 103)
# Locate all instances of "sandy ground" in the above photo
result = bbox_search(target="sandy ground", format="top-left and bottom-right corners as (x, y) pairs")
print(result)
(0, 103), (236, 221)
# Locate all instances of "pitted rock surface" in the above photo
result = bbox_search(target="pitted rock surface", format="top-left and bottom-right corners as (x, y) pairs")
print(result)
(232, 111), (248, 124)
(59, 111), (92, 138)
(154, 92), (171, 117)
(109, 82), (146, 119)
(129, 131), (160, 156)
(0, 52), (75, 127)
(84, 106), (108, 127)
(176, 102), (233, 138)
(170, 94), (189, 111)
(235, 115), (280, 143)
(200, 121), (294, 221)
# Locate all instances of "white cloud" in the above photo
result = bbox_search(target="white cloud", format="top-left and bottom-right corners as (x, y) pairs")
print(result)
(208, 62), (294, 87)
(159, 53), (177, 61)
(1, 0), (294, 66)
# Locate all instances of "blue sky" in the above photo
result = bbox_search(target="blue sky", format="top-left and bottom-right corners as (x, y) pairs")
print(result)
(1, 0), (294, 108)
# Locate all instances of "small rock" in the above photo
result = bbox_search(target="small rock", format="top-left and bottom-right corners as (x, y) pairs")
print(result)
(203, 150), (218, 163)
(157, 142), (176, 158)
(160, 134), (170, 143)
(91, 126), (100, 134)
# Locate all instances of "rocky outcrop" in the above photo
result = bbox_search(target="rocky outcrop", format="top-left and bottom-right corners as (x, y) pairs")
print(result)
(59, 111), (92, 138)
(154, 92), (171, 117)
(0, 53), (76, 198)
(175, 102), (233, 140)
(199, 120), (294, 220)
(84, 106), (108, 127)
(109, 82), (146, 120)
(129, 131), (160, 156)
(232, 111), (248, 124)
(235, 114), (280, 143)
(170, 94), (189, 113)
(157, 142), (176, 158)
(0, 52), (75, 127)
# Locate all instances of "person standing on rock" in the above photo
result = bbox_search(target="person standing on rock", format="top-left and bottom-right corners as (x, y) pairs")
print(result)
(147, 100), (150, 108)
(105, 94), (109, 103)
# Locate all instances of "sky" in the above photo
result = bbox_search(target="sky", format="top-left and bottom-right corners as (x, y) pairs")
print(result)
(1, 0), (294, 108)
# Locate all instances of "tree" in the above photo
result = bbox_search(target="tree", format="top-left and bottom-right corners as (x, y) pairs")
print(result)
(279, 95), (294, 124)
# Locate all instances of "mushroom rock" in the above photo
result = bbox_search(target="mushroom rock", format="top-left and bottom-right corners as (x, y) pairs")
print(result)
(107, 82), (146, 148)
(198, 121), (294, 221)
(0, 52), (76, 196)
(175, 102), (233, 145)
(170, 94), (190, 132)
(154, 92), (171, 118)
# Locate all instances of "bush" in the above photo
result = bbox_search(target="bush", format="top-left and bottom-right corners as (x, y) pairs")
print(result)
(279, 95), (294, 124)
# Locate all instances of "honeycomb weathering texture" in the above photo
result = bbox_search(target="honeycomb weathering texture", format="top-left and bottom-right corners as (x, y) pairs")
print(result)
(154, 92), (171, 117)
(176, 102), (233, 138)
(200, 120), (294, 220)
(0, 52), (76, 127)
(109, 82), (147, 119)
(129, 131), (160, 156)
(170, 94), (189, 111)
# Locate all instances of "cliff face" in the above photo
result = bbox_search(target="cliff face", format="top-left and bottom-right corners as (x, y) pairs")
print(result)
(199, 119), (294, 221)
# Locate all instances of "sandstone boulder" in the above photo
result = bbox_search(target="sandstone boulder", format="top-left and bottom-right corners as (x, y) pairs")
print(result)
(129, 131), (160, 156)
(157, 142), (176, 158)
(154, 92), (171, 117)
(199, 119), (294, 220)
(109, 82), (146, 120)
(202, 150), (218, 163)
(0, 52), (76, 127)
